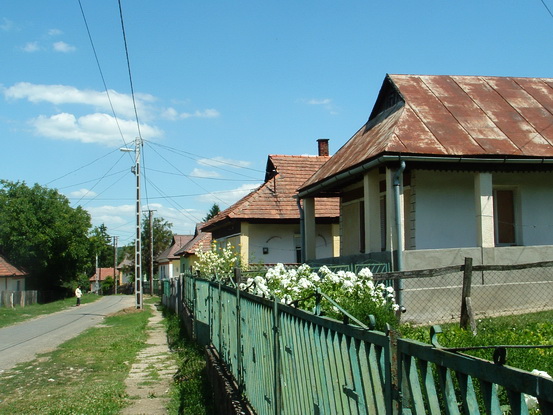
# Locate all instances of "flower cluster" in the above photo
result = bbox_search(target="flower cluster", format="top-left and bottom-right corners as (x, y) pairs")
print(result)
(240, 263), (399, 319)
(194, 241), (240, 281)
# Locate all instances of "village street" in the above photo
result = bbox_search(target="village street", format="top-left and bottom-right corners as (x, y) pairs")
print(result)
(0, 295), (135, 372)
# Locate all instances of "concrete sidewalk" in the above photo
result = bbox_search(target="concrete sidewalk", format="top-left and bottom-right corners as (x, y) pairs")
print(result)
(121, 303), (178, 415)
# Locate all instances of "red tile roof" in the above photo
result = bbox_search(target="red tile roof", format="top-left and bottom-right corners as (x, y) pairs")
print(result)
(156, 234), (194, 263)
(0, 254), (27, 277)
(203, 154), (340, 230)
(89, 267), (116, 281)
(175, 230), (212, 256)
(302, 74), (553, 192)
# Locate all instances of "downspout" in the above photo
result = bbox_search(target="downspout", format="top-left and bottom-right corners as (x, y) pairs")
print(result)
(296, 196), (306, 264)
(393, 161), (406, 308)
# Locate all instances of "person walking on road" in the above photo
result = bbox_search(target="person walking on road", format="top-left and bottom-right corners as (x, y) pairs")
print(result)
(75, 286), (82, 306)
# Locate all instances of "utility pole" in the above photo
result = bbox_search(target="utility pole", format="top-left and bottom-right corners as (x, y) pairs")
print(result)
(148, 209), (155, 296)
(120, 137), (143, 309)
(113, 235), (118, 295)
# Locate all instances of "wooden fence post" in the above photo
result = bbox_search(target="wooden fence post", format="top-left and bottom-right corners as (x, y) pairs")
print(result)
(460, 257), (477, 334)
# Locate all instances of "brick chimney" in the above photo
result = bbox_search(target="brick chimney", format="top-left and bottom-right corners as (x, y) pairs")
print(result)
(317, 138), (329, 156)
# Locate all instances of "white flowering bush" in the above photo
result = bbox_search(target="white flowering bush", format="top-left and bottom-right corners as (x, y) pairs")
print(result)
(194, 241), (240, 281)
(240, 263), (399, 330)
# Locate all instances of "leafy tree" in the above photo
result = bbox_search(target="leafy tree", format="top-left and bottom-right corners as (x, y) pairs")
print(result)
(0, 180), (92, 292)
(89, 224), (114, 270)
(203, 203), (220, 222)
(123, 215), (173, 279)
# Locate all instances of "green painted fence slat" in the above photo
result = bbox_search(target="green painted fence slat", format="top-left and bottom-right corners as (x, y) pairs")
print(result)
(172, 274), (553, 415)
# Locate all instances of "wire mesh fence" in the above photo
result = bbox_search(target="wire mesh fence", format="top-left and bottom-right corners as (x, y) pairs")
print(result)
(375, 259), (553, 325)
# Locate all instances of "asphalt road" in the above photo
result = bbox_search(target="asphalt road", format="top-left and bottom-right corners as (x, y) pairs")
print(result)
(0, 295), (136, 372)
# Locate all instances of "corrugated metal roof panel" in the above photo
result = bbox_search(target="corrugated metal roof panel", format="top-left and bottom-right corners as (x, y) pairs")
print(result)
(301, 74), (553, 191)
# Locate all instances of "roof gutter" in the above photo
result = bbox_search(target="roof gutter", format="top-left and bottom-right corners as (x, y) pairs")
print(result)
(297, 154), (553, 199)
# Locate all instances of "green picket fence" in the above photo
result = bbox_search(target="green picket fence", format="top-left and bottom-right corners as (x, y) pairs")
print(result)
(165, 275), (553, 415)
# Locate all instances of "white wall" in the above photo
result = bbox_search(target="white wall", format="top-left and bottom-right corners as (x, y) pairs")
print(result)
(1, 277), (24, 291)
(414, 170), (477, 249)
(247, 223), (335, 264)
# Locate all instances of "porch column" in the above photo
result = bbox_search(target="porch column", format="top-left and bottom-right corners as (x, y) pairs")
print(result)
(240, 222), (250, 267)
(364, 170), (381, 253)
(304, 198), (316, 261)
(331, 223), (340, 257)
(475, 173), (495, 247)
(385, 167), (396, 252)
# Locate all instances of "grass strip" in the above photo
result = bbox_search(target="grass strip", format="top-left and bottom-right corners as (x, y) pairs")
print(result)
(0, 300), (151, 415)
(0, 294), (100, 329)
(163, 307), (215, 415)
(400, 309), (553, 374)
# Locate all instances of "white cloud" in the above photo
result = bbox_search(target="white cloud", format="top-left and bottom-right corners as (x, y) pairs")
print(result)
(307, 98), (332, 105)
(48, 29), (63, 36)
(31, 112), (163, 146)
(190, 168), (222, 178)
(53, 41), (76, 53)
(197, 156), (251, 169)
(1, 18), (16, 32)
(3, 82), (156, 120)
(22, 42), (40, 52)
(69, 188), (98, 198)
(162, 107), (220, 120)
(302, 97), (338, 115)
(197, 183), (260, 206)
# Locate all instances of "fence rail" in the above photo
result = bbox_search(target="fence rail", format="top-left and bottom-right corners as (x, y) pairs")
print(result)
(0, 290), (38, 308)
(164, 265), (553, 415)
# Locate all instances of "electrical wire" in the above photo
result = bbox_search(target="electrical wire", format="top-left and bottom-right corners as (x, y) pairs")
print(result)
(117, 0), (143, 142)
(144, 141), (231, 207)
(540, 0), (553, 18)
(147, 141), (264, 176)
(77, 0), (132, 156)
(46, 148), (122, 186)
(72, 151), (128, 206)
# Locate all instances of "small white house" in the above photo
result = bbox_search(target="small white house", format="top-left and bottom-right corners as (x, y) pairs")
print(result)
(299, 74), (553, 270)
(0, 254), (26, 291)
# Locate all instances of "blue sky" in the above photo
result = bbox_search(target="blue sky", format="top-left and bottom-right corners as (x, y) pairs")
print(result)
(2, 1), (553, 245)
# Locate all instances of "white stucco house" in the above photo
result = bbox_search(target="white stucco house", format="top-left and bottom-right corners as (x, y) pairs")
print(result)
(157, 234), (194, 280)
(0, 254), (26, 292)
(202, 140), (340, 266)
(299, 74), (553, 271)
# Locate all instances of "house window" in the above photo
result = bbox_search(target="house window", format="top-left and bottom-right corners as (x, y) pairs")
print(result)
(494, 189), (516, 245)
(294, 234), (302, 263)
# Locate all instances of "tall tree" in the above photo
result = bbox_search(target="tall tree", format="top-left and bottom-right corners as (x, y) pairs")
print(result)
(203, 203), (220, 222)
(89, 224), (113, 270)
(0, 180), (92, 291)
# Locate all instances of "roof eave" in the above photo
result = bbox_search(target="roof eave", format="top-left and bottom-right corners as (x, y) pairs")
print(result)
(298, 154), (553, 198)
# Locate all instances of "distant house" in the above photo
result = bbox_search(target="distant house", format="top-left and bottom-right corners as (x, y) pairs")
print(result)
(175, 225), (212, 274)
(156, 235), (194, 280)
(117, 256), (133, 285)
(299, 74), (553, 270)
(202, 140), (340, 266)
(0, 254), (27, 291)
(89, 267), (116, 292)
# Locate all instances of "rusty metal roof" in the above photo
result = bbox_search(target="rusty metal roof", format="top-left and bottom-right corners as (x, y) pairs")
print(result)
(301, 74), (553, 193)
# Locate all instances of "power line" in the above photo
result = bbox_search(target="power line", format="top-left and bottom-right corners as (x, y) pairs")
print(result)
(147, 141), (264, 175)
(145, 141), (230, 207)
(117, 0), (143, 142)
(77, 0), (132, 155)
(540, 0), (553, 19)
